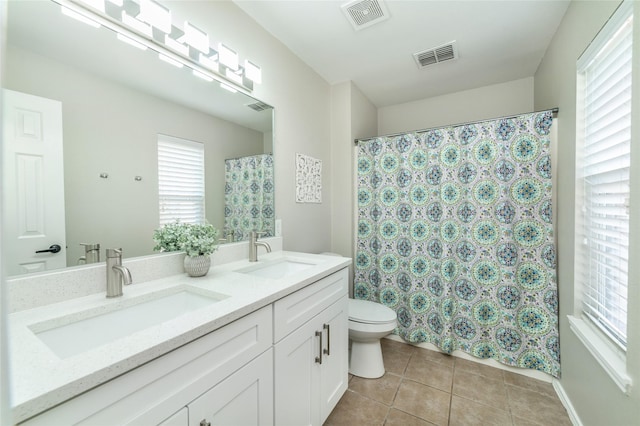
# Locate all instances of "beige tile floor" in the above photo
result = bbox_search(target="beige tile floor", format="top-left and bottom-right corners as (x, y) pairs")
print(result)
(324, 339), (572, 426)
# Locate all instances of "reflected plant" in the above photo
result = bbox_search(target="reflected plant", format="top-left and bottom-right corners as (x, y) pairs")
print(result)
(153, 221), (219, 257)
(153, 221), (188, 252)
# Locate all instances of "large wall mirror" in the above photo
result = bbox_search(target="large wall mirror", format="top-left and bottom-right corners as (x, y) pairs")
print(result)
(3, 0), (274, 277)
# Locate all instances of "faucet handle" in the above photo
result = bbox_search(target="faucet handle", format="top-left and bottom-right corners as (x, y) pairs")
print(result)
(80, 243), (100, 251)
(106, 248), (123, 258)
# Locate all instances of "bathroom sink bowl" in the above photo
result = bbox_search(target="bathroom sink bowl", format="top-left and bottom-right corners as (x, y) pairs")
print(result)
(238, 258), (316, 280)
(31, 287), (228, 358)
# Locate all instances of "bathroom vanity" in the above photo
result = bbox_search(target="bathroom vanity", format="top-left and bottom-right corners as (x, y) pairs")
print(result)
(8, 249), (350, 425)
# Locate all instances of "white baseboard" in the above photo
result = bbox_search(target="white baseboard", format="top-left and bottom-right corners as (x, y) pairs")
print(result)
(553, 379), (582, 426)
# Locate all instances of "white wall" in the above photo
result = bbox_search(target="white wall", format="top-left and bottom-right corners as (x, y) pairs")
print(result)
(330, 82), (351, 259)
(330, 81), (377, 294)
(167, 1), (334, 254)
(535, 1), (640, 424)
(6, 47), (264, 265)
(378, 77), (534, 135)
(350, 84), (379, 159)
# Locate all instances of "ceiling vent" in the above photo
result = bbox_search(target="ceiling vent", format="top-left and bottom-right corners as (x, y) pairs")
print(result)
(341, 0), (389, 31)
(413, 41), (458, 68)
(246, 101), (273, 112)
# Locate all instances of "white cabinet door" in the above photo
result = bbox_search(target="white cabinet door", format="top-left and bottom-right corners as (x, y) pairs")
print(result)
(319, 296), (348, 424)
(274, 295), (349, 426)
(274, 314), (322, 426)
(188, 349), (273, 426)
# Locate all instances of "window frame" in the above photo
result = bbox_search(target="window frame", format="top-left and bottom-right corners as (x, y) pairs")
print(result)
(572, 0), (634, 394)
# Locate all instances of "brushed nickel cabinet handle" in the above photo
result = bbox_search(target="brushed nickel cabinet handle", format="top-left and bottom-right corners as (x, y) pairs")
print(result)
(323, 323), (331, 356)
(315, 330), (323, 364)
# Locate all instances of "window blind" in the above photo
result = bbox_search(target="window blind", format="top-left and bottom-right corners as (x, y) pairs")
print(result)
(157, 135), (205, 225)
(579, 8), (633, 347)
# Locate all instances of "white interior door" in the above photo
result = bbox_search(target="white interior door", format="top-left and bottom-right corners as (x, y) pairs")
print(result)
(2, 89), (66, 276)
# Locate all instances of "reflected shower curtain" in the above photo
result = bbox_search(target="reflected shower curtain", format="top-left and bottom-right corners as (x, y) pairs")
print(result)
(355, 111), (560, 377)
(224, 154), (274, 242)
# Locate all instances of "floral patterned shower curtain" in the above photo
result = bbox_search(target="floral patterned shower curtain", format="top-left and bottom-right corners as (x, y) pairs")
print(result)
(355, 111), (560, 377)
(224, 154), (274, 242)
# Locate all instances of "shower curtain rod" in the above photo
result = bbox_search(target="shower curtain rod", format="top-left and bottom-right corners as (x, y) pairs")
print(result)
(354, 107), (559, 144)
(224, 152), (273, 161)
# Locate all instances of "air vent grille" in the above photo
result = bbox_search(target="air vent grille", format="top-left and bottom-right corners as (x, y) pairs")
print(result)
(246, 101), (273, 112)
(341, 0), (389, 31)
(414, 41), (458, 68)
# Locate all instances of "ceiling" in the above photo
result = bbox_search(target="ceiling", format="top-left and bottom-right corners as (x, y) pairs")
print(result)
(234, 0), (570, 107)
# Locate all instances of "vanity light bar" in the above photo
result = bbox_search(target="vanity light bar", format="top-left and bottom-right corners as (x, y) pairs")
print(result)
(199, 53), (219, 73)
(164, 34), (189, 56)
(181, 22), (210, 54)
(137, 0), (172, 33)
(244, 60), (262, 84)
(61, 6), (101, 28)
(225, 68), (243, 85)
(121, 11), (152, 37)
(61, 0), (261, 92)
(218, 43), (239, 71)
(78, 0), (104, 13)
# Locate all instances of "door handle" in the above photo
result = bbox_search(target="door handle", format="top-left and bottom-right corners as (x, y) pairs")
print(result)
(35, 244), (62, 254)
(315, 330), (323, 364)
(323, 323), (331, 356)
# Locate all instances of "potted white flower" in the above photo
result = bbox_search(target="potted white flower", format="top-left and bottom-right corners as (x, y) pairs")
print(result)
(153, 222), (219, 277)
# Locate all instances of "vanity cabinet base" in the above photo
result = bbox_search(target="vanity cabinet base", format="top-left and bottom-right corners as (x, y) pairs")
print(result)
(18, 267), (350, 426)
(20, 306), (272, 426)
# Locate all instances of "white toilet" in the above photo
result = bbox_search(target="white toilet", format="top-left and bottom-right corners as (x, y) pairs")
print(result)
(348, 298), (397, 379)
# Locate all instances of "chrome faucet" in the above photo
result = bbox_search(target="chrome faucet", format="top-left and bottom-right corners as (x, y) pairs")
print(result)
(78, 243), (100, 265)
(106, 248), (132, 298)
(249, 231), (271, 262)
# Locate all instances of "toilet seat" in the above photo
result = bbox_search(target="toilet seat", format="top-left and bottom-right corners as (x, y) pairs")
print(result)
(348, 299), (397, 324)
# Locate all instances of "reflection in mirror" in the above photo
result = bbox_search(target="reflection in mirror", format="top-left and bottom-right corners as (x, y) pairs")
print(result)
(3, 0), (274, 277)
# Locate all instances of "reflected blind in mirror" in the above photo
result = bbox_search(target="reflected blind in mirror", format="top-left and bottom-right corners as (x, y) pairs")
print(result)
(157, 135), (205, 225)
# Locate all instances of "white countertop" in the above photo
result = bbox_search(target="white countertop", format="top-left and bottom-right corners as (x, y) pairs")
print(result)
(9, 251), (351, 423)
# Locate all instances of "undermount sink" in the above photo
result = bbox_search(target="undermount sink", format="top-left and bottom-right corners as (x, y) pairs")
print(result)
(238, 258), (316, 279)
(31, 287), (228, 358)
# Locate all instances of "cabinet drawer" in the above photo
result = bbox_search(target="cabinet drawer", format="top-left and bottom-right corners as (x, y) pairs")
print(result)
(273, 268), (348, 342)
(21, 305), (273, 426)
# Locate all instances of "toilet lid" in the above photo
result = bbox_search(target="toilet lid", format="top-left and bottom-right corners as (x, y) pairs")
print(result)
(349, 299), (397, 324)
